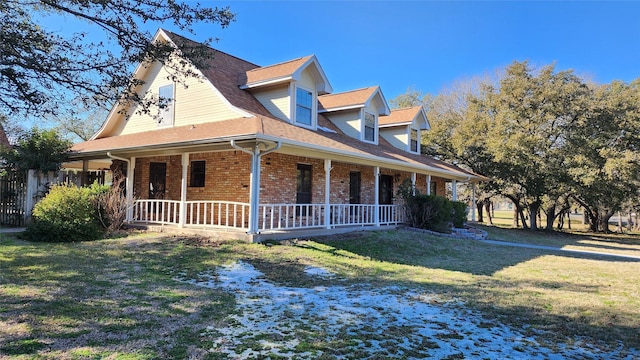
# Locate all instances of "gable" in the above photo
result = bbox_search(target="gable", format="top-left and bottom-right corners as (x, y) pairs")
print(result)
(93, 29), (253, 139)
(240, 55), (332, 94)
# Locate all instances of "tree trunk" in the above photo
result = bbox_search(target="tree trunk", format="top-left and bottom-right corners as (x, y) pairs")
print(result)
(484, 200), (493, 225)
(519, 207), (529, 229)
(545, 204), (556, 230)
(529, 201), (541, 230)
(599, 210), (614, 233)
(513, 205), (519, 228)
(567, 210), (572, 230)
(557, 211), (564, 230)
(476, 200), (484, 223)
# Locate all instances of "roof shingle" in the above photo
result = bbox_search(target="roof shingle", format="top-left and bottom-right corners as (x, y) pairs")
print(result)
(239, 55), (314, 87)
(379, 106), (423, 126)
(318, 87), (379, 112)
(70, 30), (483, 181)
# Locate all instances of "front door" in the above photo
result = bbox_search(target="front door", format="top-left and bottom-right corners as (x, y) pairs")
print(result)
(149, 162), (166, 199)
(349, 171), (361, 204)
(379, 174), (393, 205)
(296, 164), (312, 215)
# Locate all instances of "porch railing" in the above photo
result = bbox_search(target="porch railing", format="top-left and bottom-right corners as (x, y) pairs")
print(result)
(130, 200), (405, 231)
(259, 204), (326, 230)
(132, 199), (181, 225)
(132, 200), (250, 229)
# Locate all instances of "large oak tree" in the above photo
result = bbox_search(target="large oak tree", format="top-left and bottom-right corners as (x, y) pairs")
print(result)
(394, 61), (639, 232)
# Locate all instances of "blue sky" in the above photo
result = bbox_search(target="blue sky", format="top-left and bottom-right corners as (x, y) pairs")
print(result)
(42, 1), (639, 101)
(165, 1), (639, 99)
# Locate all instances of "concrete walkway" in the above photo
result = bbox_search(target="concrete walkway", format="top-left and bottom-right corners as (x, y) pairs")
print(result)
(479, 238), (640, 261)
(0, 227), (25, 234)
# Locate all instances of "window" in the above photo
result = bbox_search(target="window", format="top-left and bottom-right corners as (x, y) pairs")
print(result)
(295, 87), (313, 126)
(364, 112), (376, 142)
(430, 181), (437, 196)
(410, 128), (419, 152)
(189, 160), (206, 187)
(158, 84), (175, 127)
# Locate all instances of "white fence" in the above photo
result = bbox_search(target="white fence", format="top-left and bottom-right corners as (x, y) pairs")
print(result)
(130, 200), (406, 232)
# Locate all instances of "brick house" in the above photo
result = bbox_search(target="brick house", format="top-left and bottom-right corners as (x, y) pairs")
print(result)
(66, 29), (483, 241)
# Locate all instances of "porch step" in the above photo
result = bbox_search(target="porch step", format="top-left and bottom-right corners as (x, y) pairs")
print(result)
(450, 227), (488, 240)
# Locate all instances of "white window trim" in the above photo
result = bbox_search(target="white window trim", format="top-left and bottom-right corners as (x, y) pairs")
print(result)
(362, 110), (378, 144)
(409, 127), (420, 154)
(292, 84), (316, 130)
(157, 83), (175, 128)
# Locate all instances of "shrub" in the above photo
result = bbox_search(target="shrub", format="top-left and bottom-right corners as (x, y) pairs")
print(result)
(451, 201), (469, 228)
(23, 183), (108, 242)
(93, 175), (133, 234)
(397, 179), (468, 233)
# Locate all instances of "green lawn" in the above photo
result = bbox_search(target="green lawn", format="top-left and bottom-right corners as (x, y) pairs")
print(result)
(1, 228), (639, 358)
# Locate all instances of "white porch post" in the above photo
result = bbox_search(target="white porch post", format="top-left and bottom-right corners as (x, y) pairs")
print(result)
(126, 157), (135, 223)
(471, 183), (477, 222)
(452, 180), (458, 201)
(231, 140), (281, 235)
(374, 166), (380, 227)
(426, 175), (431, 195)
(411, 172), (416, 195)
(324, 159), (332, 229)
(179, 153), (188, 228)
(248, 148), (261, 234)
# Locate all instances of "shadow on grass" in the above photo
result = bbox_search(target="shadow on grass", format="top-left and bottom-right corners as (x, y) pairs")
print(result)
(2, 231), (639, 357)
(0, 234), (237, 358)
(478, 224), (640, 253)
(304, 229), (640, 277)
(298, 229), (640, 350)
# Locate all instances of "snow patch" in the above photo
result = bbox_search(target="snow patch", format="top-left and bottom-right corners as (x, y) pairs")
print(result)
(179, 261), (636, 359)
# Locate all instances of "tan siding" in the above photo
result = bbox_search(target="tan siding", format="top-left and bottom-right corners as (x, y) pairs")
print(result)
(325, 110), (360, 140)
(252, 86), (291, 121)
(116, 60), (246, 136)
(380, 127), (408, 151)
(369, 95), (385, 115)
(299, 68), (316, 90)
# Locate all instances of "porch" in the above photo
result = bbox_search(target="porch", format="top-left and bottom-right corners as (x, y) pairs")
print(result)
(131, 199), (405, 241)
(67, 139), (468, 242)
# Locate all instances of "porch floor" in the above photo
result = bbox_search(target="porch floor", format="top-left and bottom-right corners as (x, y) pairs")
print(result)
(126, 222), (399, 243)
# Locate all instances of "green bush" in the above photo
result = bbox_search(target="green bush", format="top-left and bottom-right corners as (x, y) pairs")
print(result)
(451, 201), (468, 228)
(397, 179), (468, 233)
(22, 183), (109, 242)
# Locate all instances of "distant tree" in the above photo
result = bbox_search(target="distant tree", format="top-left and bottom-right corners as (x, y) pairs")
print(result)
(1, 0), (235, 119)
(390, 87), (427, 109)
(567, 80), (640, 232)
(0, 128), (72, 172)
(48, 97), (110, 142)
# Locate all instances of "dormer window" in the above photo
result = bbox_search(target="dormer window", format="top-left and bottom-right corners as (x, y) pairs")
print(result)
(410, 128), (418, 152)
(364, 112), (376, 142)
(158, 84), (175, 127)
(295, 87), (313, 126)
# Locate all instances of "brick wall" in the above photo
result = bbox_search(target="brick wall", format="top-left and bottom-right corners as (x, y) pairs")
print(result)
(131, 151), (451, 204)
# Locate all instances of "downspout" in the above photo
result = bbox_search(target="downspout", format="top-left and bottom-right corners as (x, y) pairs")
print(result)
(230, 140), (281, 235)
(107, 152), (134, 223)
